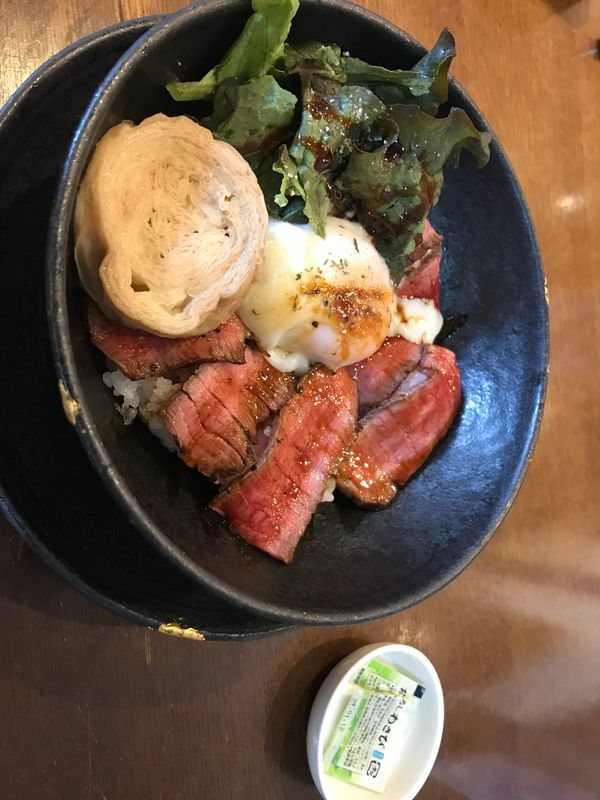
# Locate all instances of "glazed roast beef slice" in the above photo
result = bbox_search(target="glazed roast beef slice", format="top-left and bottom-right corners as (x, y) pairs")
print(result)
(337, 344), (461, 508)
(161, 347), (295, 483)
(352, 336), (424, 413)
(88, 303), (247, 380)
(210, 367), (358, 564)
(396, 219), (442, 307)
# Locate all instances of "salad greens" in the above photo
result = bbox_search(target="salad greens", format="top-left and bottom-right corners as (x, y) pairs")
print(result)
(166, 0), (300, 101)
(203, 76), (297, 156)
(275, 41), (346, 82)
(166, 0), (491, 281)
(285, 82), (388, 236)
(345, 27), (456, 114)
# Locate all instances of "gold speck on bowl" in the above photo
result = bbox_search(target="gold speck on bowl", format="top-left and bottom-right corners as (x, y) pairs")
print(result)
(158, 622), (206, 641)
(58, 379), (79, 426)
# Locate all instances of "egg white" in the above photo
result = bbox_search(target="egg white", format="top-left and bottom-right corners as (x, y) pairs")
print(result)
(390, 297), (443, 344)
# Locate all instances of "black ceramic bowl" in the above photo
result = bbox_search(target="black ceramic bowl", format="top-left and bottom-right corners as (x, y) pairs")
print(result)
(47, 0), (548, 626)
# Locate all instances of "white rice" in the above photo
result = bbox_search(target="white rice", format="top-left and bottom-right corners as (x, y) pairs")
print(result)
(321, 476), (336, 503)
(102, 369), (180, 452)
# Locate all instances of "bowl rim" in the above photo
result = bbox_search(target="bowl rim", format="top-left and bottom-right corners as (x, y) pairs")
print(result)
(46, 0), (549, 625)
(306, 642), (444, 800)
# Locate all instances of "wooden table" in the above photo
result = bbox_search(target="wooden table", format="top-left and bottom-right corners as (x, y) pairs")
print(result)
(1, 1), (599, 798)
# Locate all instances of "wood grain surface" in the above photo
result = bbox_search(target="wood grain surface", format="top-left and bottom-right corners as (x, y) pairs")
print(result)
(1, 1), (599, 798)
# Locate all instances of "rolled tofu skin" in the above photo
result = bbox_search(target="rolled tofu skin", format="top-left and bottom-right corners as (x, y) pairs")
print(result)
(74, 113), (268, 337)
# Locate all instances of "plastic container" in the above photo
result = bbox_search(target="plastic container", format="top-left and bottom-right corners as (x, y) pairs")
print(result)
(307, 643), (444, 800)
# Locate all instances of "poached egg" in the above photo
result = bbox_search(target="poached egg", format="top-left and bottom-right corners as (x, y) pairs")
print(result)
(239, 217), (443, 374)
(239, 217), (394, 373)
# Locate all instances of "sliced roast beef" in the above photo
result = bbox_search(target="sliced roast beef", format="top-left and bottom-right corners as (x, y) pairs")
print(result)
(161, 347), (295, 483)
(337, 344), (461, 508)
(88, 303), (248, 380)
(352, 336), (424, 412)
(210, 367), (358, 564)
(396, 219), (442, 306)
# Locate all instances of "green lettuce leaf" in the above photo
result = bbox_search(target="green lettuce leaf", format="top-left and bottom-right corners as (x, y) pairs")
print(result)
(273, 41), (347, 82)
(336, 148), (431, 278)
(247, 147), (308, 222)
(391, 104), (491, 171)
(279, 81), (387, 235)
(285, 149), (330, 235)
(203, 76), (297, 156)
(166, 0), (300, 102)
(409, 27), (456, 113)
(247, 149), (286, 216)
(273, 145), (305, 207)
(343, 29), (456, 114)
(335, 104), (491, 280)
